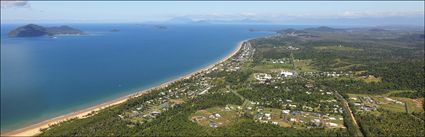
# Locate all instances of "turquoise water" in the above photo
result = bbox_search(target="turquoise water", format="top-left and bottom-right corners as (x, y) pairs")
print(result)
(0, 24), (311, 133)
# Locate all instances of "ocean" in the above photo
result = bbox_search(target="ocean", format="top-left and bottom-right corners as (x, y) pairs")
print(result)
(0, 23), (311, 133)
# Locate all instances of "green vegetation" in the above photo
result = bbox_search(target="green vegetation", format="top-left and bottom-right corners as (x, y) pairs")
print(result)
(357, 110), (424, 137)
(39, 26), (424, 136)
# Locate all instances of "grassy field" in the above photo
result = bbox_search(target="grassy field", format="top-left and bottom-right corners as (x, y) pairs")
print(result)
(331, 75), (381, 83)
(314, 46), (363, 52)
(348, 93), (424, 114)
(294, 59), (319, 72)
(190, 105), (240, 127)
(383, 90), (417, 96)
(253, 62), (293, 72)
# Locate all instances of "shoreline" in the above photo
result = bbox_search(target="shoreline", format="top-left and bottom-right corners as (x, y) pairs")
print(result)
(2, 40), (248, 136)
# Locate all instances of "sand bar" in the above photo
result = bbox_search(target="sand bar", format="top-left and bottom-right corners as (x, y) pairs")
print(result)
(2, 40), (248, 136)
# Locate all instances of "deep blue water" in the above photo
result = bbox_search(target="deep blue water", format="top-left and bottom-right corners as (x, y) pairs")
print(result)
(1, 24), (312, 133)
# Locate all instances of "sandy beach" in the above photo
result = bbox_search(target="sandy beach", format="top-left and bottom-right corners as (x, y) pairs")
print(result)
(2, 40), (248, 136)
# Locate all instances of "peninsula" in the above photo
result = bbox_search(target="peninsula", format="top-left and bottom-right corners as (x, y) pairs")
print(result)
(8, 24), (84, 37)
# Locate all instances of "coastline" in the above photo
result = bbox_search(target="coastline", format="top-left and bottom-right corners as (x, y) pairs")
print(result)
(2, 40), (248, 136)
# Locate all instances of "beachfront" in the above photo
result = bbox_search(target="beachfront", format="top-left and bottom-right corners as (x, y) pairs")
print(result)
(2, 40), (248, 136)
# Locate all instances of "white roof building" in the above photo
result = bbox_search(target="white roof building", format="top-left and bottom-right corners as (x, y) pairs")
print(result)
(329, 122), (338, 127)
(281, 71), (294, 78)
(255, 73), (272, 81)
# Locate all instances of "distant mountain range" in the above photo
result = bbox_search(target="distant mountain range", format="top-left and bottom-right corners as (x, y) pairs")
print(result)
(162, 17), (270, 24)
(8, 24), (84, 37)
(157, 15), (424, 26)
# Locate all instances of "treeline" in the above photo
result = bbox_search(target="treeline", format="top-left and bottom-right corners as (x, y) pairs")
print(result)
(356, 110), (424, 137)
(368, 61), (425, 97)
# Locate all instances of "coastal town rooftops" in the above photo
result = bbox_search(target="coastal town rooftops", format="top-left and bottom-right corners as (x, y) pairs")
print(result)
(254, 73), (272, 81)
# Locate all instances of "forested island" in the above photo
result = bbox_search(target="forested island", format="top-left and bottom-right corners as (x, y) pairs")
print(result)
(8, 24), (84, 37)
(10, 26), (423, 136)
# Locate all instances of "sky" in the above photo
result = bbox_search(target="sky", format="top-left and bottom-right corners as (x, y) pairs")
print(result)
(1, 1), (424, 26)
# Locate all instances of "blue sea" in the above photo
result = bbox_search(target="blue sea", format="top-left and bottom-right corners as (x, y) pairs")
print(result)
(0, 24), (312, 133)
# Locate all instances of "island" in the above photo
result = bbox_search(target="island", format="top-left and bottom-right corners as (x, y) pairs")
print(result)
(8, 24), (84, 37)
(154, 25), (167, 30)
(110, 29), (120, 32)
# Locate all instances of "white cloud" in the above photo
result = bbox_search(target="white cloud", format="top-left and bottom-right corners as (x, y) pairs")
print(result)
(335, 11), (424, 18)
(1, 0), (29, 9)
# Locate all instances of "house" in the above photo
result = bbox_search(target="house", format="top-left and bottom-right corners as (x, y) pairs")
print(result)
(210, 123), (218, 128)
(362, 106), (375, 111)
(255, 73), (272, 81)
(225, 106), (231, 111)
(282, 110), (290, 114)
(272, 122), (279, 125)
(136, 105), (144, 111)
(118, 114), (124, 119)
(354, 102), (362, 106)
(215, 113), (221, 118)
(291, 111), (301, 115)
(281, 71), (294, 78)
(312, 113), (321, 117)
(151, 111), (161, 116)
(328, 122), (338, 127)
(312, 119), (321, 123)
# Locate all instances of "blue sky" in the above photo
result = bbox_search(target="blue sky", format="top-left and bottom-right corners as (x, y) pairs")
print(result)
(1, 1), (424, 26)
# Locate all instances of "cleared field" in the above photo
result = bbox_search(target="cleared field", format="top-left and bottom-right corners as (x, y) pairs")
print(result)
(258, 108), (345, 129)
(190, 105), (239, 128)
(348, 93), (424, 114)
(253, 62), (293, 72)
(294, 59), (319, 72)
(314, 46), (363, 52)
(331, 75), (381, 83)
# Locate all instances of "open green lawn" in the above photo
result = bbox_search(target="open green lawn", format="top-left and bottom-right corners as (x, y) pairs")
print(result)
(190, 105), (240, 127)
(294, 59), (319, 72)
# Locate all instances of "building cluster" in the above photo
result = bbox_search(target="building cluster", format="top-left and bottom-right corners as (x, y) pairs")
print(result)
(265, 58), (290, 64)
(302, 71), (354, 77)
(254, 71), (297, 84)
(118, 67), (218, 126)
(252, 106), (345, 129)
(212, 42), (255, 73)
(350, 95), (407, 112)
(350, 96), (377, 111)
